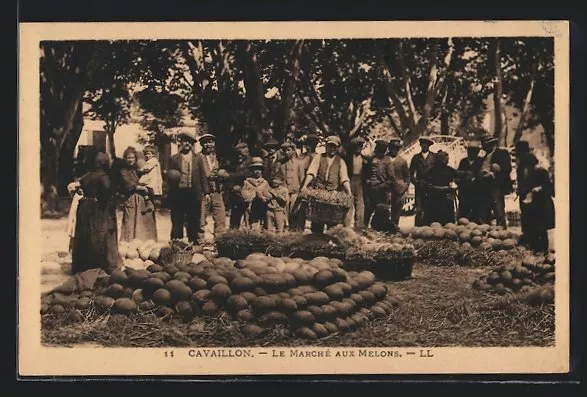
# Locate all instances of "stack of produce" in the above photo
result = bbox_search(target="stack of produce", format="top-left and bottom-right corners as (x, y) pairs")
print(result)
(41, 253), (398, 340)
(399, 218), (520, 251)
(118, 239), (170, 269)
(472, 252), (556, 295)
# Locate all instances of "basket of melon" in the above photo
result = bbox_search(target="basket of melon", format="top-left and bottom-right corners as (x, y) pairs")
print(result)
(118, 239), (170, 270)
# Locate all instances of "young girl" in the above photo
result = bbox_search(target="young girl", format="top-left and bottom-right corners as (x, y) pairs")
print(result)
(137, 145), (163, 214)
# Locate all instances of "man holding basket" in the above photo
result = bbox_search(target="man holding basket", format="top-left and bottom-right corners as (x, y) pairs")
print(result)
(300, 135), (353, 234)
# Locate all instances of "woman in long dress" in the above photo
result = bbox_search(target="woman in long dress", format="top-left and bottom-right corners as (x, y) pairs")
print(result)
(119, 147), (158, 242)
(71, 152), (121, 274)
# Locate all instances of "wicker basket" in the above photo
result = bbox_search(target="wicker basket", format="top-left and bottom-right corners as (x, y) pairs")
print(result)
(171, 250), (194, 266)
(305, 198), (350, 225)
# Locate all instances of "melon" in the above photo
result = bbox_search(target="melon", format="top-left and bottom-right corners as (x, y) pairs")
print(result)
(304, 291), (330, 306)
(323, 284), (344, 301)
(102, 283), (125, 299)
(251, 296), (277, 313)
(335, 318), (350, 332)
(207, 275), (229, 288)
(139, 301), (156, 311)
(358, 290), (376, 306)
(276, 297), (298, 313)
(109, 269), (129, 286)
(113, 298), (137, 314)
(202, 301), (221, 316)
(152, 288), (173, 306)
(188, 277), (208, 292)
(291, 310), (316, 327)
(94, 296), (115, 311)
(210, 284), (232, 301)
(192, 289), (212, 303)
(75, 297), (91, 310)
(131, 289), (145, 304)
(142, 277), (165, 295)
(259, 311), (289, 326)
(242, 324), (263, 338)
(236, 309), (257, 323)
(292, 295), (308, 309)
(368, 284), (388, 300)
(239, 292), (257, 303)
(165, 280), (193, 302)
(226, 295), (249, 312)
(156, 306), (174, 318)
(175, 301), (193, 317)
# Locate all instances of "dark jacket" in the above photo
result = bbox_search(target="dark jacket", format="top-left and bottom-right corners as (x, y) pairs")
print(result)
(344, 153), (370, 184)
(168, 152), (210, 198)
(480, 148), (513, 194)
(388, 155), (411, 197)
(409, 151), (437, 186)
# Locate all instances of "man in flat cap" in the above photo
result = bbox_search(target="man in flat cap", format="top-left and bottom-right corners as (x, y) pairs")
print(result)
(167, 130), (209, 243)
(477, 135), (513, 227)
(262, 136), (281, 180)
(344, 136), (369, 228)
(272, 140), (305, 230)
(386, 138), (410, 231)
(456, 139), (483, 222)
(409, 136), (437, 226)
(198, 133), (228, 240)
(298, 134), (321, 173)
(364, 139), (395, 229)
(301, 135), (353, 233)
(227, 142), (253, 229)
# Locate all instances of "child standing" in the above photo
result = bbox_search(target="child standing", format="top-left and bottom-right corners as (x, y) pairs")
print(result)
(137, 145), (163, 214)
(241, 157), (270, 230)
(266, 177), (289, 233)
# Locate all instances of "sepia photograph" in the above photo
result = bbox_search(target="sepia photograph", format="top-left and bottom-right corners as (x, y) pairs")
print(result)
(18, 21), (570, 376)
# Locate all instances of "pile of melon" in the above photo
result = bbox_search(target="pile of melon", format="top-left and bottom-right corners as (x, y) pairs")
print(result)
(118, 239), (170, 270)
(472, 252), (556, 295)
(41, 253), (397, 340)
(398, 218), (520, 251)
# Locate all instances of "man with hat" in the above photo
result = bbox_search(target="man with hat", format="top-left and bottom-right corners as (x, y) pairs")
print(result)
(343, 136), (368, 228)
(167, 130), (209, 243)
(227, 142), (252, 229)
(387, 138), (411, 231)
(409, 136), (437, 226)
(272, 140), (305, 230)
(364, 139), (395, 230)
(241, 157), (271, 230)
(298, 133), (321, 173)
(456, 139), (484, 222)
(262, 136), (281, 180)
(515, 140), (554, 252)
(477, 135), (513, 227)
(301, 135), (353, 233)
(198, 133), (228, 240)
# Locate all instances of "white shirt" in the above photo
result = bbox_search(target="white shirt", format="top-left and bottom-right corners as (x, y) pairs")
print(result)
(422, 152), (429, 160)
(306, 155), (350, 186)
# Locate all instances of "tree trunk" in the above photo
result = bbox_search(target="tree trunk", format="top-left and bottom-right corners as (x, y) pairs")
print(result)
(276, 40), (304, 142)
(57, 105), (84, 197)
(491, 39), (505, 145)
(240, 42), (267, 150)
(513, 60), (538, 145)
(107, 129), (116, 159)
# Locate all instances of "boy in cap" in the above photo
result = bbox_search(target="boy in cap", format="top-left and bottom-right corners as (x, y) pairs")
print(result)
(241, 157), (271, 230)
(344, 136), (368, 228)
(265, 177), (289, 233)
(167, 130), (209, 243)
(477, 135), (513, 227)
(457, 140), (483, 222)
(301, 135), (353, 233)
(272, 140), (305, 230)
(262, 136), (281, 180)
(198, 133), (228, 239)
(409, 136), (437, 226)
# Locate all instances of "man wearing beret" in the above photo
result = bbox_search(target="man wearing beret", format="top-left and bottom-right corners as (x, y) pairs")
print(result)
(198, 133), (228, 240)
(344, 136), (369, 228)
(477, 135), (513, 227)
(272, 140), (305, 230)
(409, 136), (437, 226)
(167, 130), (209, 243)
(387, 138), (411, 231)
(456, 140), (483, 222)
(301, 135), (353, 233)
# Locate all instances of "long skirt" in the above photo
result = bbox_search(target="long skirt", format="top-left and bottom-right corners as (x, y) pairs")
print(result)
(71, 198), (121, 274)
(120, 194), (158, 242)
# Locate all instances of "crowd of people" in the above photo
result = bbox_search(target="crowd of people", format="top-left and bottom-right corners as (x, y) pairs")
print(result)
(64, 129), (555, 275)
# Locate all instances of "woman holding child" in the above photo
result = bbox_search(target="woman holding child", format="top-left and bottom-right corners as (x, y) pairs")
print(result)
(119, 146), (158, 242)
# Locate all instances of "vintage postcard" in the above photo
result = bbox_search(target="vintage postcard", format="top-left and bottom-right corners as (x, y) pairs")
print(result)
(18, 20), (570, 376)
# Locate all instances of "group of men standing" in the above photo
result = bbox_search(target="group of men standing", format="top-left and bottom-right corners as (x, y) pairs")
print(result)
(162, 129), (554, 253)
